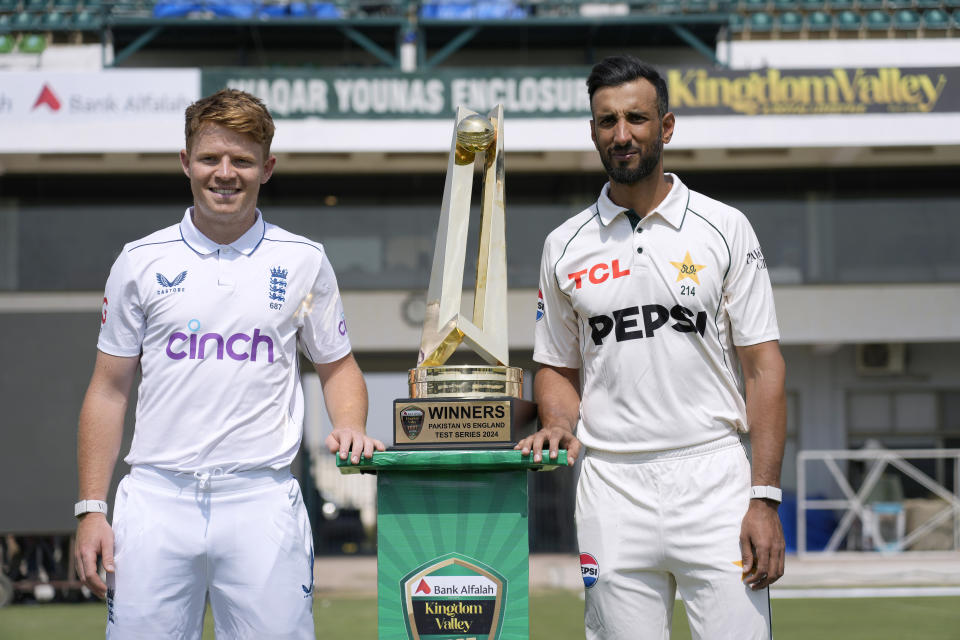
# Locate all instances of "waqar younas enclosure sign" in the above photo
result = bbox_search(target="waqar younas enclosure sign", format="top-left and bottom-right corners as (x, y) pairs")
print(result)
(202, 66), (957, 119)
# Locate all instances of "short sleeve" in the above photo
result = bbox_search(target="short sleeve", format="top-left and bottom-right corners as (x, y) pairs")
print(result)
(723, 210), (780, 346)
(533, 235), (582, 368)
(97, 248), (146, 357)
(297, 251), (352, 364)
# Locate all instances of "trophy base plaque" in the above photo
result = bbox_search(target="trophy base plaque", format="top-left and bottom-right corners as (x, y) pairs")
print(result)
(393, 366), (537, 449)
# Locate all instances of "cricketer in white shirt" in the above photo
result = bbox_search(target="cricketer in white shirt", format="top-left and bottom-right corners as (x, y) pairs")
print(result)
(74, 89), (383, 640)
(98, 208), (350, 472)
(517, 58), (786, 640)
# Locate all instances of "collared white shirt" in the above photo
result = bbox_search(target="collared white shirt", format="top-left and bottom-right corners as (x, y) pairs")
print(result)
(534, 174), (779, 452)
(98, 209), (351, 472)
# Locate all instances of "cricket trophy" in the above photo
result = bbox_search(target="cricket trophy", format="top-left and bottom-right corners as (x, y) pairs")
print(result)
(393, 104), (537, 449)
(338, 105), (567, 640)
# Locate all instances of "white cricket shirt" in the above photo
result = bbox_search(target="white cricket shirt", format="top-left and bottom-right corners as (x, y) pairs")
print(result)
(534, 174), (779, 452)
(98, 209), (352, 472)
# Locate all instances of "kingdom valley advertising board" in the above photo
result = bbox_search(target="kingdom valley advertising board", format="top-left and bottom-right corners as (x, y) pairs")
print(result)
(1, 66), (958, 153)
(202, 66), (959, 119)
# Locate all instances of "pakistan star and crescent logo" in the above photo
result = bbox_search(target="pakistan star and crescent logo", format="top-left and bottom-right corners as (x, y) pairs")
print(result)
(669, 252), (706, 284)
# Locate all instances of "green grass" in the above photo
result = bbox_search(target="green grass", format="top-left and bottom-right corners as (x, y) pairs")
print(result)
(1, 594), (959, 639)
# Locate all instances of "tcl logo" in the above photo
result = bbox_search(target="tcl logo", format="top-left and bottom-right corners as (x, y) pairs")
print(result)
(588, 304), (707, 345)
(568, 260), (629, 289)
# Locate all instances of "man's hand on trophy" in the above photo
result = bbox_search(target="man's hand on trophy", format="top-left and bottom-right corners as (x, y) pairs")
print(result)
(326, 428), (385, 464)
(515, 426), (581, 466)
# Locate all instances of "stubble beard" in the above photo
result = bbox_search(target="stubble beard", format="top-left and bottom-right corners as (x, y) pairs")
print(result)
(602, 135), (663, 186)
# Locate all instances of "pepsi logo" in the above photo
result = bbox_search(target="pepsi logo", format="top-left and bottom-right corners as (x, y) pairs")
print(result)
(580, 552), (599, 589)
(536, 288), (544, 322)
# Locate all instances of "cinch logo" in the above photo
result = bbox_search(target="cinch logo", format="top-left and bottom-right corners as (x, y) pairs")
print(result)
(165, 328), (275, 362)
(568, 259), (630, 289)
(32, 84), (61, 111)
(588, 304), (707, 345)
(580, 553), (599, 589)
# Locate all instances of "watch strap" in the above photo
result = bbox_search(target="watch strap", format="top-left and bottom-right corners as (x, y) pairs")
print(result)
(750, 485), (782, 503)
(74, 499), (109, 518)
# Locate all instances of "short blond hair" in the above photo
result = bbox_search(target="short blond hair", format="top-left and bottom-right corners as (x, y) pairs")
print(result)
(184, 89), (275, 157)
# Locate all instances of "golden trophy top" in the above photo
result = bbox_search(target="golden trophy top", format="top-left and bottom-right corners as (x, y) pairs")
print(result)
(456, 114), (496, 153)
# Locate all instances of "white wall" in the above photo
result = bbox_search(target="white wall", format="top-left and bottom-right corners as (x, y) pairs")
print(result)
(720, 38), (960, 70)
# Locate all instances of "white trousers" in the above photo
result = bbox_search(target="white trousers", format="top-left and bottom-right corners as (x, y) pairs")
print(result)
(106, 465), (315, 640)
(577, 435), (772, 640)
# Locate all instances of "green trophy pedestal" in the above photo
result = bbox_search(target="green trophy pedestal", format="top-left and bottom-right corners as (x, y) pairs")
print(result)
(338, 449), (567, 640)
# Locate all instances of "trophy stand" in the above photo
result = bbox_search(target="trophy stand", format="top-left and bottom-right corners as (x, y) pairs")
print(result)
(337, 105), (568, 640)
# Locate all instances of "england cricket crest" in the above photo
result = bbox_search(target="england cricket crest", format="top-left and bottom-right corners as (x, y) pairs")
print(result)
(399, 406), (425, 440)
(401, 553), (506, 640)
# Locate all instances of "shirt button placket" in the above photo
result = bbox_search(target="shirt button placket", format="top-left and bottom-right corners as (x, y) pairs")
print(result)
(624, 209), (645, 265)
(218, 247), (235, 288)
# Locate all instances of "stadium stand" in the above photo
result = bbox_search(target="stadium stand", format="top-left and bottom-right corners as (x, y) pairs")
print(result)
(17, 0), (952, 70)
(2, 0), (959, 48)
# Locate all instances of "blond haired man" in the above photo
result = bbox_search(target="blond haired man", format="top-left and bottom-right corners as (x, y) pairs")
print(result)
(74, 89), (383, 639)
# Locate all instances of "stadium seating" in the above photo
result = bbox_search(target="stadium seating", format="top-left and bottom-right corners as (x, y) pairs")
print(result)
(741, 0), (769, 12)
(0, 32), (14, 52)
(1, 0), (958, 43)
(748, 10), (774, 30)
(892, 7), (921, 29)
(922, 7), (950, 27)
(11, 11), (38, 28)
(72, 8), (98, 26)
(18, 32), (46, 52)
(807, 9), (833, 30)
(865, 8), (892, 32)
(728, 11), (745, 31)
(41, 9), (67, 26)
(778, 9), (803, 31)
(835, 8), (862, 30)
(681, 0), (711, 13)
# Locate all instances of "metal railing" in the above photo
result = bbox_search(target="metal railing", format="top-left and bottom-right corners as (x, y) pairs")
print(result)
(797, 447), (960, 555)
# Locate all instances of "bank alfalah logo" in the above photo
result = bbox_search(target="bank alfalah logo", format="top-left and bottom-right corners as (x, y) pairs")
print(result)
(32, 84), (61, 111)
(156, 270), (187, 294)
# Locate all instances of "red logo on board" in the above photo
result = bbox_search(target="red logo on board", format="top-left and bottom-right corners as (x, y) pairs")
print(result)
(33, 84), (62, 111)
(414, 579), (431, 594)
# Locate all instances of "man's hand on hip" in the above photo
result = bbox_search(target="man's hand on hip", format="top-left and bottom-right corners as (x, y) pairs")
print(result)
(75, 513), (114, 599)
(739, 499), (785, 590)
